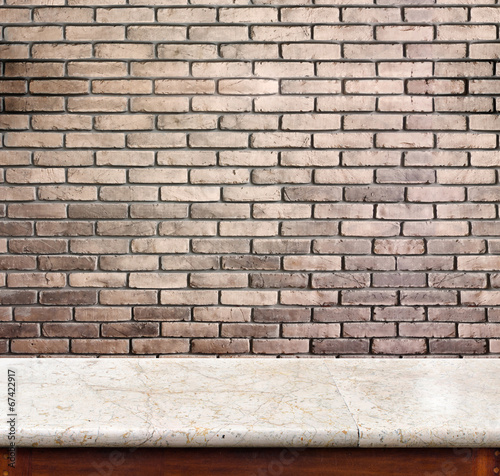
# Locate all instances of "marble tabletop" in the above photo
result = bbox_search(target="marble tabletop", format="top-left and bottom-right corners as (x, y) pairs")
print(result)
(0, 358), (498, 448)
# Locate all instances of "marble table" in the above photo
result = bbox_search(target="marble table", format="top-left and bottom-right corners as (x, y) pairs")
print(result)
(0, 358), (498, 449)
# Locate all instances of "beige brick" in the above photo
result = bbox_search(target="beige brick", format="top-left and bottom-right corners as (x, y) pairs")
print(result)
(190, 272), (247, 289)
(32, 43), (92, 59)
(253, 339), (308, 355)
(282, 43), (341, 60)
(32, 114), (92, 131)
(72, 339), (129, 354)
(403, 221), (468, 237)
(12, 339), (69, 354)
(377, 133), (434, 149)
(66, 26), (124, 41)
(6, 26), (62, 41)
(344, 43), (402, 60)
(373, 339), (426, 355)
(68, 97), (128, 113)
(191, 235), (246, 253)
(435, 97), (493, 113)
(95, 115), (154, 131)
(189, 133), (248, 149)
(223, 187), (280, 202)
(254, 61), (314, 78)
(314, 25), (372, 41)
(193, 62), (252, 78)
(193, 338), (249, 354)
(127, 133), (186, 149)
(253, 203), (311, 219)
(190, 26), (248, 41)
(163, 322), (218, 338)
(220, 115), (279, 131)
(378, 61), (433, 78)
(95, 43), (154, 59)
(341, 221), (400, 237)
(220, 7), (277, 22)
(377, 25), (433, 41)
(318, 96), (376, 112)
(131, 238), (188, 253)
(133, 338), (188, 354)
(406, 43), (467, 59)
(314, 133), (373, 149)
(408, 79), (465, 95)
(69, 273), (126, 288)
(344, 114), (402, 131)
(96, 7), (154, 22)
(5, 132), (63, 149)
(220, 43), (278, 60)
(342, 290), (396, 306)
(131, 98), (189, 113)
(193, 307), (251, 322)
(161, 290), (218, 306)
(66, 133), (125, 149)
(437, 133), (497, 149)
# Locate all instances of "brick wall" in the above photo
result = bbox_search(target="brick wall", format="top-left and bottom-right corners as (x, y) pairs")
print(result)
(1, 1), (499, 357)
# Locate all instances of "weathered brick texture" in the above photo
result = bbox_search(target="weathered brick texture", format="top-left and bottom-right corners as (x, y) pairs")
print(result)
(0, 1), (499, 357)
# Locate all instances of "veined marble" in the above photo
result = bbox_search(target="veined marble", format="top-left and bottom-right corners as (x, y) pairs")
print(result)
(325, 359), (500, 448)
(0, 358), (498, 448)
(0, 358), (357, 448)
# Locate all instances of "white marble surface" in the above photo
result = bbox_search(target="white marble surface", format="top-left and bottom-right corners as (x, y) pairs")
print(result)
(0, 358), (498, 448)
(325, 359), (500, 448)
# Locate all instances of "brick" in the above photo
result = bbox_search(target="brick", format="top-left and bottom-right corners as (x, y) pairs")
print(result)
(314, 26), (372, 41)
(11, 339), (69, 354)
(132, 339), (189, 355)
(312, 339), (369, 355)
(161, 291), (218, 306)
(9, 239), (67, 254)
(15, 307), (71, 322)
(8, 272), (65, 288)
(406, 43), (466, 59)
(100, 290), (157, 305)
(318, 96), (376, 112)
(40, 290), (97, 305)
(134, 307), (189, 322)
(193, 307), (251, 322)
(191, 239), (249, 254)
(346, 187), (404, 203)
(372, 339), (426, 355)
(253, 339), (308, 355)
(429, 339), (486, 355)
(159, 222), (217, 237)
(376, 133), (434, 149)
(222, 256), (280, 271)
(163, 322), (218, 338)
(72, 339), (129, 354)
(96, 7), (154, 23)
(97, 221), (157, 236)
(68, 97), (128, 113)
(158, 43), (215, 59)
(222, 323), (279, 338)
(220, 43), (278, 60)
(193, 339), (249, 354)
(344, 44), (402, 60)
(43, 323), (98, 338)
(373, 271), (425, 288)
(0, 289), (36, 305)
(66, 26), (124, 41)
(220, 221), (278, 237)
(374, 307), (425, 322)
(32, 43), (92, 59)
(282, 221), (339, 237)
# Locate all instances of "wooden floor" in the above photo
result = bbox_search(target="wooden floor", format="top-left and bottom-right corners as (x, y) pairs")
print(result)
(1, 447), (499, 476)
